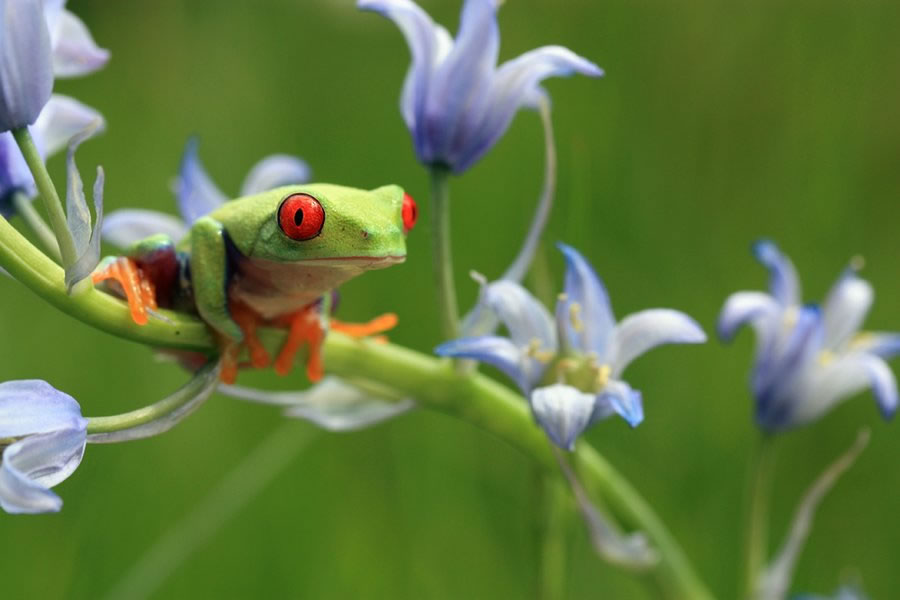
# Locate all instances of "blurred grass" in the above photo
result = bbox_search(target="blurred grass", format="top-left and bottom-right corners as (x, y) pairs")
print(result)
(0, 0), (898, 598)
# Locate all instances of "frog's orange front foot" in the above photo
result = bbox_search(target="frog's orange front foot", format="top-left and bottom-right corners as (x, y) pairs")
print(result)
(273, 307), (325, 381)
(218, 337), (242, 385)
(92, 257), (157, 325)
(229, 299), (271, 369)
(330, 313), (398, 340)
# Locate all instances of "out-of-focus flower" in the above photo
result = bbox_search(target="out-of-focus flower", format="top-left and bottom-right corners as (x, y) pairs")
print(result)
(0, 380), (87, 514)
(719, 240), (899, 432)
(357, 0), (603, 173)
(0, 0), (52, 131)
(436, 243), (706, 450)
(102, 139), (312, 247)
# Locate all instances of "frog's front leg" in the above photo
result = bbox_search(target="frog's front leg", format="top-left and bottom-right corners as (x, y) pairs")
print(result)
(189, 217), (243, 342)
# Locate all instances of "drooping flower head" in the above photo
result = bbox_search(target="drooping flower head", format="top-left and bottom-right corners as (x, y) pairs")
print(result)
(358, 0), (603, 173)
(718, 240), (900, 431)
(0, 380), (87, 514)
(437, 243), (706, 449)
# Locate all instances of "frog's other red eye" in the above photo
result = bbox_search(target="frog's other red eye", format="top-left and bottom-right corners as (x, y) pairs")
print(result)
(278, 193), (325, 241)
(402, 192), (417, 234)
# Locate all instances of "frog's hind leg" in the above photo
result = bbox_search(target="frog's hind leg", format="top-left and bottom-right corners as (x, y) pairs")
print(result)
(93, 256), (158, 325)
(229, 299), (271, 369)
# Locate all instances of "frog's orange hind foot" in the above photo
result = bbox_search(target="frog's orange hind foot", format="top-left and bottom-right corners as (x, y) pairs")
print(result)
(331, 313), (398, 339)
(92, 257), (157, 325)
(273, 307), (324, 382)
(229, 299), (271, 369)
(218, 337), (242, 385)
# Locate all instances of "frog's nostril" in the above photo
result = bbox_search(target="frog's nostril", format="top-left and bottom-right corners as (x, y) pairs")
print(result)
(361, 230), (370, 239)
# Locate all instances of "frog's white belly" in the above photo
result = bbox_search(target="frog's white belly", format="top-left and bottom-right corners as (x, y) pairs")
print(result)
(228, 255), (401, 319)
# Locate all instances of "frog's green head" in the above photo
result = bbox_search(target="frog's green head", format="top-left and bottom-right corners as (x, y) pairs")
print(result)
(213, 183), (416, 267)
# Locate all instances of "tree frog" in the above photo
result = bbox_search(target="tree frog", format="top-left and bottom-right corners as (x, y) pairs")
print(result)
(93, 183), (418, 383)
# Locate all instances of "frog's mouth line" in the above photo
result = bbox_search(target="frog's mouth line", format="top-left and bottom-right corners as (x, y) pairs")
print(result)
(298, 255), (406, 267)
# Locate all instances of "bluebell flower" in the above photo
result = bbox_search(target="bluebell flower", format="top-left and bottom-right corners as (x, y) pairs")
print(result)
(357, 0), (603, 173)
(719, 240), (900, 432)
(437, 243), (706, 450)
(0, 380), (87, 514)
(102, 139), (312, 247)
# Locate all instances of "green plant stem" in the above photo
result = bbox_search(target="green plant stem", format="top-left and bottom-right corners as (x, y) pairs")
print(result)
(12, 127), (78, 267)
(743, 434), (777, 598)
(11, 191), (62, 262)
(428, 165), (459, 340)
(0, 216), (712, 599)
(537, 472), (569, 600)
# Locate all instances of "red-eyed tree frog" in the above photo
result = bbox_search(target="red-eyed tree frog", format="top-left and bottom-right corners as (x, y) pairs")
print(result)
(93, 183), (418, 383)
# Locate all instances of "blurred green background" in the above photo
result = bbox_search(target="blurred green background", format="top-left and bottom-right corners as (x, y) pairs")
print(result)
(1, 0), (899, 598)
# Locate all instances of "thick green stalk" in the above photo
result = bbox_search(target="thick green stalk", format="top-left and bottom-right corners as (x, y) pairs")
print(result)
(743, 435), (777, 598)
(0, 217), (711, 598)
(11, 191), (62, 262)
(12, 127), (78, 266)
(537, 472), (570, 600)
(428, 165), (460, 340)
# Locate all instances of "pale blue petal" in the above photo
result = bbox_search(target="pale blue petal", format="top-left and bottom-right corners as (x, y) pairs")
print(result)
(101, 209), (189, 248)
(852, 332), (900, 359)
(752, 240), (801, 306)
(239, 154), (312, 196)
(795, 352), (896, 424)
(530, 384), (596, 451)
(422, 0), (498, 163)
(0, 0), (53, 130)
(221, 377), (414, 431)
(557, 242), (615, 355)
(32, 94), (104, 157)
(175, 138), (227, 224)
(64, 127), (104, 290)
(0, 427), (85, 514)
(435, 335), (536, 392)
(593, 379), (644, 428)
(0, 131), (35, 203)
(822, 269), (873, 352)
(481, 279), (556, 352)
(606, 309), (706, 377)
(48, 9), (110, 78)
(0, 379), (86, 438)
(717, 290), (780, 342)
(454, 46), (602, 172)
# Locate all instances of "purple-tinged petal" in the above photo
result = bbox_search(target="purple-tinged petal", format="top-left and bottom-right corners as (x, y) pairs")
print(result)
(851, 332), (900, 359)
(593, 379), (644, 428)
(530, 384), (596, 451)
(454, 46), (602, 172)
(239, 154), (312, 196)
(752, 240), (801, 306)
(606, 309), (706, 377)
(556, 242), (615, 355)
(101, 209), (189, 248)
(175, 138), (228, 224)
(717, 291), (780, 343)
(0, 0), (53, 131)
(0, 427), (85, 514)
(0, 131), (35, 205)
(64, 126), (104, 291)
(822, 269), (873, 352)
(422, 0), (498, 163)
(221, 377), (414, 431)
(32, 94), (104, 157)
(358, 0), (451, 145)
(435, 335), (536, 392)
(481, 279), (556, 352)
(48, 9), (110, 78)
(0, 380), (86, 437)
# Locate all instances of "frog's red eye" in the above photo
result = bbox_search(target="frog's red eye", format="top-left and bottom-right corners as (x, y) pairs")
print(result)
(278, 193), (325, 241)
(402, 192), (417, 234)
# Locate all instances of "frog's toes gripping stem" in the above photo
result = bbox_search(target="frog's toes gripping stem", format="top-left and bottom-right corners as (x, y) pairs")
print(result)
(92, 257), (158, 325)
(273, 307), (326, 382)
(229, 299), (271, 369)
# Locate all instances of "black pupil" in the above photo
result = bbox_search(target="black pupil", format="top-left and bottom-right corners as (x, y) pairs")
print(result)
(293, 207), (304, 227)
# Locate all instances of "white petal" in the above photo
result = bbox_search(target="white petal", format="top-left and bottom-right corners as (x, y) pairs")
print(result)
(593, 379), (644, 428)
(752, 240), (801, 306)
(101, 209), (189, 248)
(49, 9), (110, 78)
(32, 94), (104, 157)
(0, 379), (86, 438)
(0, 0), (54, 130)
(607, 309), (706, 377)
(220, 377), (414, 432)
(556, 242), (615, 355)
(0, 427), (86, 514)
(851, 332), (900, 359)
(239, 154), (312, 196)
(531, 384), (596, 451)
(717, 290), (780, 343)
(822, 270), (873, 351)
(481, 280), (557, 353)
(175, 139), (228, 224)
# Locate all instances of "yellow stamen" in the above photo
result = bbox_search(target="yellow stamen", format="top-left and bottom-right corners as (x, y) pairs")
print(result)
(818, 350), (835, 366)
(594, 364), (611, 390)
(569, 302), (585, 333)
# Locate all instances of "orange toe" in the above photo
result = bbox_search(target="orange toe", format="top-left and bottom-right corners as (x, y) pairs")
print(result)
(330, 313), (398, 338)
(92, 257), (157, 325)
